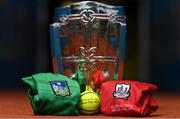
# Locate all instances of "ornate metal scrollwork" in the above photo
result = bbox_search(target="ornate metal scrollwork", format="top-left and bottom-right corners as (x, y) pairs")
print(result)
(80, 9), (96, 24)
(109, 14), (126, 25)
(58, 14), (69, 25)
(79, 47), (97, 70)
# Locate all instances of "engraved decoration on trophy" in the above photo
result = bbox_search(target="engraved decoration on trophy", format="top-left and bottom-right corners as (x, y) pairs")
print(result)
(79, 47), (97, 71)
(58, 14), (69, 25)
(80, 9), (96, 24)
(109, 14), (126, 25)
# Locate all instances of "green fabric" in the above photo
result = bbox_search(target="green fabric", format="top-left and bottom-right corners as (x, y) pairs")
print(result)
(22, 73), (80, 116)
(71, 69), (86, 93)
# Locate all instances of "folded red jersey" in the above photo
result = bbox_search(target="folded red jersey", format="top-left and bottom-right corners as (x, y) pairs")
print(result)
(100, 80), (158, 116)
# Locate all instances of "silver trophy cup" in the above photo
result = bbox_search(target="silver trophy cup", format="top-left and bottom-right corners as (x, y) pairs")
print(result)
(50, 1), (126, 82)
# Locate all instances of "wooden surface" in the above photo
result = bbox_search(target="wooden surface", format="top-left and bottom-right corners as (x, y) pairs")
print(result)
(0, 90), (180, 118)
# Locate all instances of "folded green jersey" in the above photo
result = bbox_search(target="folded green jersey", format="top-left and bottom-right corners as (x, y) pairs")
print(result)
(22, 73), (80, 116)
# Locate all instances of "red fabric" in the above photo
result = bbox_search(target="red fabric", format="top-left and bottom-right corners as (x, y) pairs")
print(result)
(100, 80), (158, 116)
(92, 70), (105, 90)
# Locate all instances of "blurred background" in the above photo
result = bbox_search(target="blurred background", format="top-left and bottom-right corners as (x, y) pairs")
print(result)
(0, 0), (179, 92)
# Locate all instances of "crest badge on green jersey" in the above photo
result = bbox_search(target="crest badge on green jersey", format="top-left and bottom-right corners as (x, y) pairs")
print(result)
(50, 81), (71, 96)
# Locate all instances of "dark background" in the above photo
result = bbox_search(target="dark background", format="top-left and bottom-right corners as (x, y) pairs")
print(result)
(0, 0), (180, 92)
